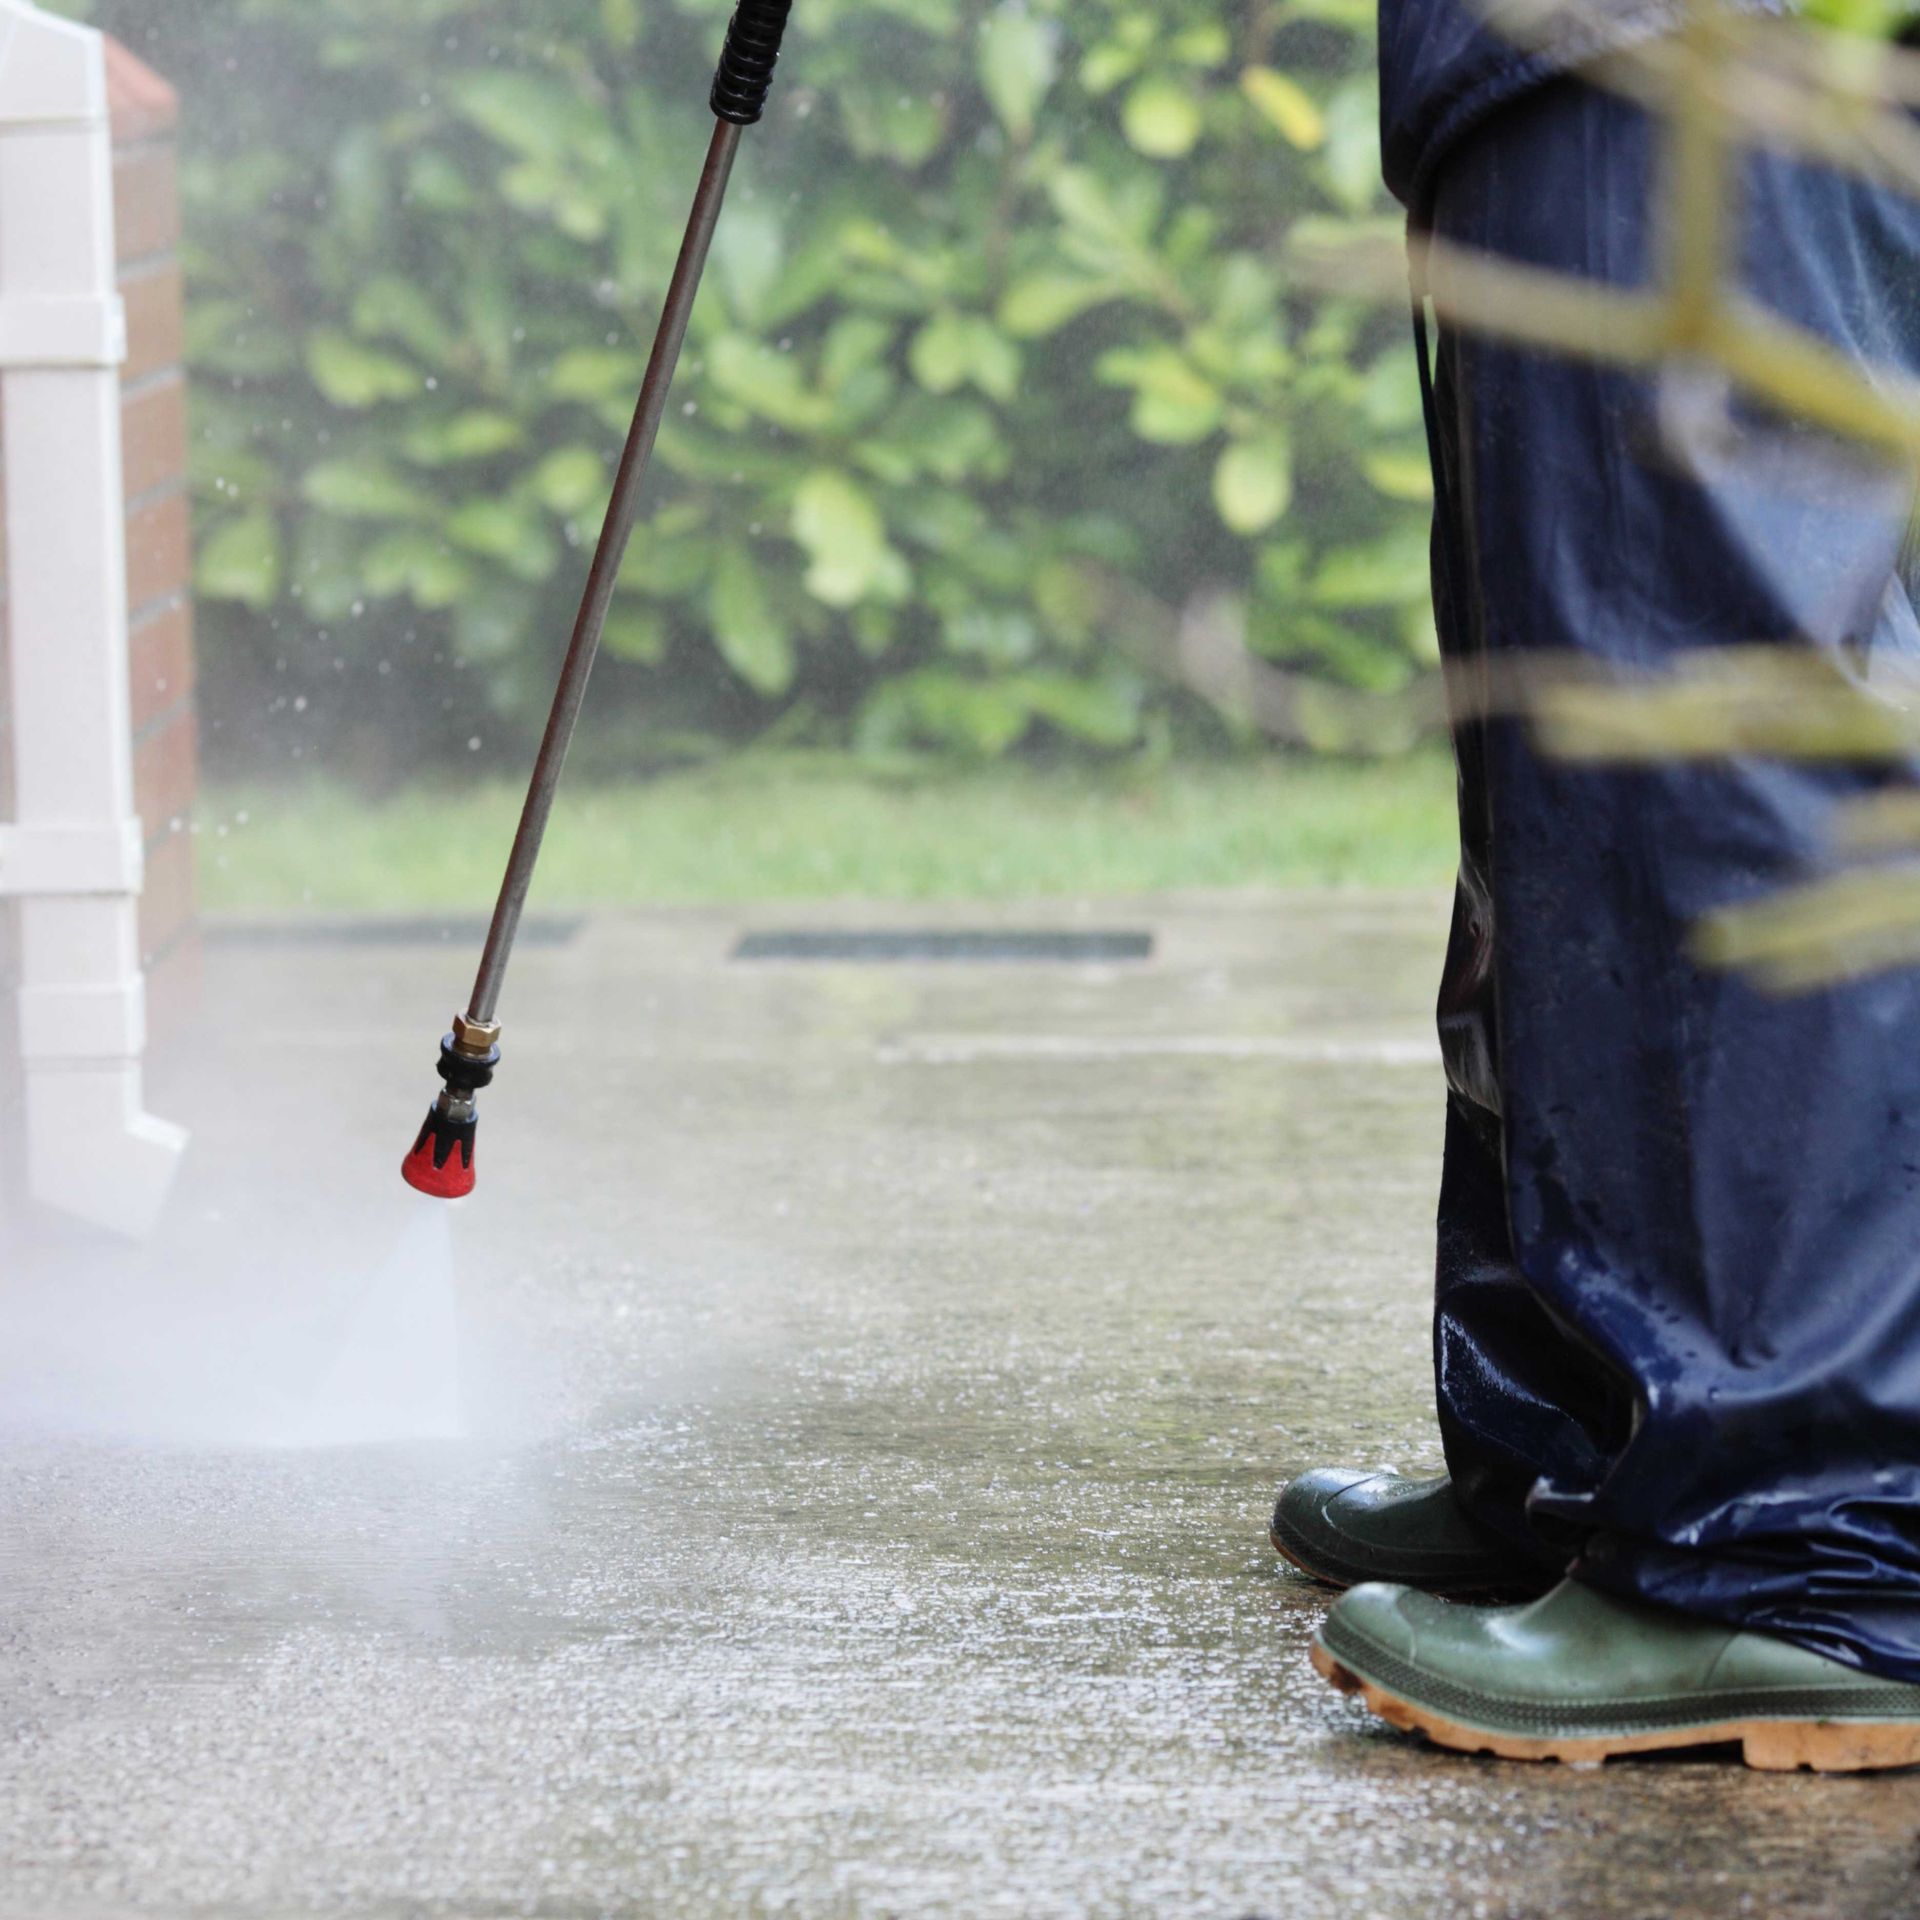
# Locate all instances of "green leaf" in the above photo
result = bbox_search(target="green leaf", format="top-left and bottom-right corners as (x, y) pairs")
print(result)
(853, 605), (898, 658)
(910, 310), (973, 394)
(531, 445), (608, 516)
(977, 11), (1056, 142)
(998, 272), (1117, 339)
(456, 583), (538, 661)
(1048, 165), (1156, 251)
(1363, 450), (1434, 502)
(362, 530), (472, 607)
(838, 79), (948, 166)
(621, 513), (712, 595)
(941, 608), (1037, 666)
(1122, 77), (1203, 158)
(601, 0), (642, 48)
(187, 299), (296, 378)
(896, 488), (988, 554)
(328, 126), (387, 248)
(1213, 439), (1294, 534)
(603, 602), (669, 663)
(1168, 21), (1232, 65)
(292, 514), (362, 623)
(1275, 0), (1375, 23)
(1360, 353), (1424, 431)
(819, 315), (896, 392)
(712, 197), (787, 322)
(709, 547), (794, 695)
(302, 457), (432, 521)
(1097, 344), (1224, 443)
(910, 312), (1021, 402)
(1320, 73), (1384, 214)
(878, 396), (1008, 484)
(791, 469), (908, 608)
(197, 510), (281, 611)
(403, 412), (526, 466)
(1309, 523), (1433, 608)
(351, 277), (456, 361)
(708, 333), (834, 431)
(1804, 0), (1904, 34)
(550, 347), (645, 401)
(859, 671), (1031, 757)
(1018, 670), (1142, 746)
(445, 498), (561, 582)
(449, 71), (583, 164)
(1081, 41), (1144, 96)
(1033, 559), (1100, 647)
(307, 332), (420, 408)
(405, 150), (476, 214)
(1400, 598), (1442, 663)
(1241, 67), (1325, 149)
(191, 441), (276, 510)
(973, 331), (1023, 406)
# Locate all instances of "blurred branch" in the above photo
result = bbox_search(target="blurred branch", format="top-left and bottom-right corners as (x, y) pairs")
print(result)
(1280, 0), (1920, 997)
(1500, 648), (1920, 762)
(1695, 866), (1920, 991)
(1290, 3), (1920, 457)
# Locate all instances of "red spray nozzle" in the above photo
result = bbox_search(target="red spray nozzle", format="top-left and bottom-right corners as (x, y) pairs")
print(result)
(400, 1025), (499, 1200)
(402, 1101), (477, 1199)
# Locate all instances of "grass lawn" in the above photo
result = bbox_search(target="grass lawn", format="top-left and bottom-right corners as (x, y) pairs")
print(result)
(198, 752), (1459, 912)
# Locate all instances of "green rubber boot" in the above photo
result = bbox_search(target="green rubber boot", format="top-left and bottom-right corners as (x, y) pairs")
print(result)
(1270, 1468), (1547, 1598)
(1313, 1578), (1920, 1772)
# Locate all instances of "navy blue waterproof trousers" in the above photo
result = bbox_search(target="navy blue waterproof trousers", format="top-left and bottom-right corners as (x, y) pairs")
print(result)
(1413, 74), (1920, 1682)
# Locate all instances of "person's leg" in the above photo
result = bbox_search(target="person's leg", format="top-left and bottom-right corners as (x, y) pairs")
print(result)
(1267, 278), (1630, 1598)
(1427, 530), (1631, 1560)
(1423, 72), (1920, 1680)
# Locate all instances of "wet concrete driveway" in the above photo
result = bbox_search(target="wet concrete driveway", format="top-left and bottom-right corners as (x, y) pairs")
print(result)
(3, 893), (1917, 1918)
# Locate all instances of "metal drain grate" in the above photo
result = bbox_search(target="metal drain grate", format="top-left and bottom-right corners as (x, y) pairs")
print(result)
(732, 929), (1153, 964)
(208, 914), (586, 950)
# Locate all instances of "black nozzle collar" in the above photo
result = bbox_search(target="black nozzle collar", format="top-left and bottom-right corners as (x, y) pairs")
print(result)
(711, 0), (793, 125)
(435, 1032), (499, 1096)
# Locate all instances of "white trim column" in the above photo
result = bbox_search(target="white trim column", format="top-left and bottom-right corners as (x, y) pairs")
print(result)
(0, 0), (185, 1236)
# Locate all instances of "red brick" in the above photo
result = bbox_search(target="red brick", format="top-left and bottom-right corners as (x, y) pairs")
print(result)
(125, 488), (189, 613)
(120, 264), (184, 386)
(112, 142), (179, 264)
(121, 373), (187, 503)
(144, 929), (204, 1047)
(134, 704), (197, 838)
(106, 40), (179, 146)
(128, 599), (194, 734)
(138, 823), (197, 968)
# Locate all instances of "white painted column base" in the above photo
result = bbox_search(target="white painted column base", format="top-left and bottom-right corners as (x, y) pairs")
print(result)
(26, 1067), (187, 1238)
(0, 0), (187, 1238)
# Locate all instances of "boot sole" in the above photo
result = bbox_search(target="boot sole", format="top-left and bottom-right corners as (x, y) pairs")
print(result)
(1268, 1522), (1540, 1601)
(1311, 1640), (1920, 1773)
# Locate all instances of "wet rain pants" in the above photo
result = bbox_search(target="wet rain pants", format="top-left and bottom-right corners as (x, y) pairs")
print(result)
(1404, 66), (1920, 1681)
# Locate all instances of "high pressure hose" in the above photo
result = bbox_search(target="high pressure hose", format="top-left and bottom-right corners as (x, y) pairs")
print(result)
(402, 0), (796, 1199)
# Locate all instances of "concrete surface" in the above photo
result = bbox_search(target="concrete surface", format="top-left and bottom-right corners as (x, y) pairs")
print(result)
(3, 893), (1917, 1919)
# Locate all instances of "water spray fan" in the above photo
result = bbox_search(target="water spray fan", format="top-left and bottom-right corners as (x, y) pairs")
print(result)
(402, 0), (795, 1201)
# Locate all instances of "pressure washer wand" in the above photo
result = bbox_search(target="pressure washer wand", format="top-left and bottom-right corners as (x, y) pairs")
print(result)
(402, 0), (794, 1199)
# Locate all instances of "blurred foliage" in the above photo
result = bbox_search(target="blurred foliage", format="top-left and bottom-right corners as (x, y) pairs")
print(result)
(79, 0), (1432, 770)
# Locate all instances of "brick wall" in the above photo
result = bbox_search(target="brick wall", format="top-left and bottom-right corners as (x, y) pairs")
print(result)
(108, 39), (199, 1040)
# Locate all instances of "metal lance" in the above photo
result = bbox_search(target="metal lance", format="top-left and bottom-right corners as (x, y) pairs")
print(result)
(402, 0), (796, 1199)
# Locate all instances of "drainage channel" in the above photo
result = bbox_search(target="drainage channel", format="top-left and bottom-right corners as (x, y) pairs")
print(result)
(207, 915), (587, 950)
(731, 929), (1154, 964)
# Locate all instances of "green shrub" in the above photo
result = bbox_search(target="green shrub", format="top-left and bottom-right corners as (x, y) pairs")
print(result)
(84, 0), (1433, 770)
